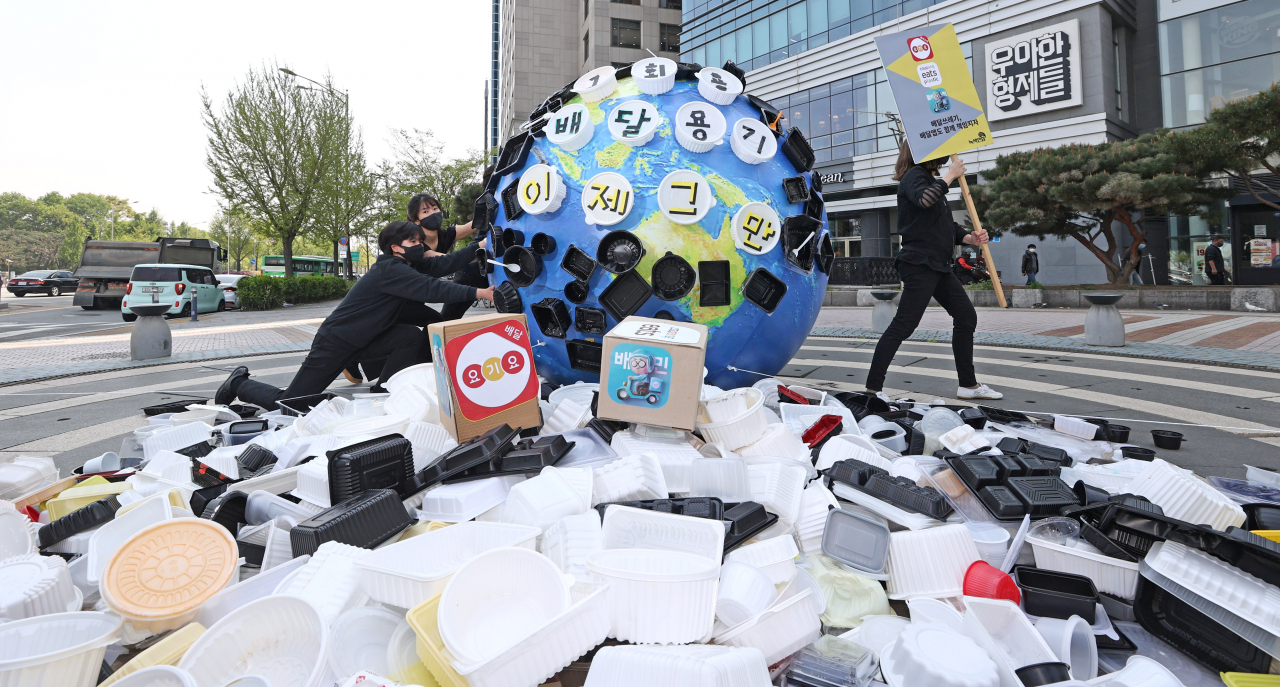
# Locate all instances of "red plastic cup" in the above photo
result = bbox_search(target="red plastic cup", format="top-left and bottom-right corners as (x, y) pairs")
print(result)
(963, 560), (1022, 604)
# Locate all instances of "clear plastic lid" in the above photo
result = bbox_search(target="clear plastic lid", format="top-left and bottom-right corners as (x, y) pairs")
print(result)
(789, 635), (877, 687)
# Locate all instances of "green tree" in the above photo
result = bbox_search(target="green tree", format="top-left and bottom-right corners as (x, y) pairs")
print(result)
(451, 180), (485, 227)
(1168, 83), (1280, 212)
(974, 132), (1230, 284)
(312, 112), (379, 276)
(377, 129), (484, 225)
(0, 193), (83, 271)
(202, 63), (344, 277)
(209, 207), (255, 271)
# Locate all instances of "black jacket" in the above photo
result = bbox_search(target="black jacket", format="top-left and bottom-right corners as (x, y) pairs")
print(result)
(315, 250), (478, 349)
(896, 166), (966, 273)
(1022, 250), (1040, 274)
(1204, 243), (1225, 273)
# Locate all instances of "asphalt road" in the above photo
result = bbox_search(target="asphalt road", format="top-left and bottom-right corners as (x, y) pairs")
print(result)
(0, 294), (271, 342)
(2, 332), (1277, 479)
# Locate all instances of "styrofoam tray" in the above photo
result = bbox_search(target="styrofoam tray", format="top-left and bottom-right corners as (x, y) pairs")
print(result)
(714, 588), (823, 666)
(1027, 533), (1140, 600)
(355, 522), (541, 609)
(600, 505), (725, 562)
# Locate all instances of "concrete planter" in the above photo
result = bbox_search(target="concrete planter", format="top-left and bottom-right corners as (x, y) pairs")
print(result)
(966, 290), (1000, 308)
(1229, 288), (1280, 312)
(1011, 289), (1045, 308)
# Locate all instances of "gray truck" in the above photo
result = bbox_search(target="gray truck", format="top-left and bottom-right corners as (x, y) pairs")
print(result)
(73, 237), (225, 310)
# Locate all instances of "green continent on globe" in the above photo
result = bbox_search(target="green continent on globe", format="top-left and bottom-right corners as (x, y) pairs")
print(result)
(634, 151), (657, 177)
(706, 173), (751, 210)
(595, 141), (632, 169)
(551, 148), (583, 182)
(631, 210), (746, 327)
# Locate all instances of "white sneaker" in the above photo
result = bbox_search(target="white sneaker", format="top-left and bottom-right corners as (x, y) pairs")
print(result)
(867, 390), (894, 404)
(957, 384), (1004, 400)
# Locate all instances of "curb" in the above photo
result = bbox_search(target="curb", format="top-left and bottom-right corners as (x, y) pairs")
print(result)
(0, 342), (312, 387)
(809, 327), (1280, 374)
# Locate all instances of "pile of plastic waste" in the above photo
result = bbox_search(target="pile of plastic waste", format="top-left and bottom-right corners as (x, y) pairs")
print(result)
(1, 362), (1278, 687)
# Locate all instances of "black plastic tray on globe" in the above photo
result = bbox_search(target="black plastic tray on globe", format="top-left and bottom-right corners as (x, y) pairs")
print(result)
(946, 455), (1076, 521)
(289, 489), (413, 557)
(417, 424), (520, 489)
(531, 298), (572, 338)
(825, 458), (953, 520)
(443, 434), (575, 484)
(742, 268), (787, 314)
(591, 498), (777, 555)
(1012, 566), (1098, 623)
(277, 392), (340, 417)
(598, 269), (652, 322)
(574, 306), (607, 335)
(566, 340), (602, 374)
(1132, 574), (1272, 674)
(38, 495), (122, 549)
(493, 281), (523, 314)
(327, 435), (417, 503)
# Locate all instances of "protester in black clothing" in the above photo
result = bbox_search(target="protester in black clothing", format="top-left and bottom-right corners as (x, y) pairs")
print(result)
(1204, 236), (1227, 285)
(216, 221), (495, 410)
(1022, 244), (1040, 285)
(863, 146), (1004, 402)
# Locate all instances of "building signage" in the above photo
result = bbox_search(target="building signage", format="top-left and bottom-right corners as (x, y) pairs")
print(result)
(984, 19), (1083, 122)
(819, 172), (844, 184)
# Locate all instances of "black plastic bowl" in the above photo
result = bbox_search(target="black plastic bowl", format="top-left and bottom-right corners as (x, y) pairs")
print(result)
(1151, 430), (1185, 450)
(1106, 424), (1131, 443)
(1121, 445), (1157, 461)
(1015, 662), (1071, 687)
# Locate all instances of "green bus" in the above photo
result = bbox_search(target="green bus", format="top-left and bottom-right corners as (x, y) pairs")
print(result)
(262, 255), (342, 277)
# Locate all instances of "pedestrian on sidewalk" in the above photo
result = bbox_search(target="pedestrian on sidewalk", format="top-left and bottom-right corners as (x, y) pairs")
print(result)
(1022, 244), (1039, 285)
(216, 221), (495, 410)
(1204, 235), (1227, 285)
(863, 144), (1004, 402)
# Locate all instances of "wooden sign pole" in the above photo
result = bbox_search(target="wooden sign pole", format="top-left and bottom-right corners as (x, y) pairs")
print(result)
(951, 154), (1007, 308)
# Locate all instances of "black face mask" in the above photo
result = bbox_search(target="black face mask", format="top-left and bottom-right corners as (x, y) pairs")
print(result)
(420, 213), (442, 231)
(401, 244), (427, 264)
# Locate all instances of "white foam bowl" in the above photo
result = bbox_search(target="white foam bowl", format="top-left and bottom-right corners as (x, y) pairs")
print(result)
(715, 561), (778, 628)
(587, 548), (719, 644)
(0, 611), (122, 687)
(695, 389), (768, 450)
(438, 546), (572, 665)
(384, 363), (436, 395)
(179, 595), (328, 687)
(327, 607), (402, 680)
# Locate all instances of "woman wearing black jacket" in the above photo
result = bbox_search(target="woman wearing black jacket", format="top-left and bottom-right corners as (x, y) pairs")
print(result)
(863, 145), (1003, 402)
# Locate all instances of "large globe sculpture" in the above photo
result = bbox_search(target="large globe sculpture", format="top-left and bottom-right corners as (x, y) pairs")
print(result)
(479, 61), (833, 390)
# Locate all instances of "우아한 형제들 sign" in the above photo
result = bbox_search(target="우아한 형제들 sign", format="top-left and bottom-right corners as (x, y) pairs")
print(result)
(984, 19), (1083, 121)
(873, 23), (993, 162)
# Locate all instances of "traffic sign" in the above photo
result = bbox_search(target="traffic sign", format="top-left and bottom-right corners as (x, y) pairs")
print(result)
(339, 236), (348, 245)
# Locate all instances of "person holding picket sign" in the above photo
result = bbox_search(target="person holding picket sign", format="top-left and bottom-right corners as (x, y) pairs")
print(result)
(863, 144), (1004, 402)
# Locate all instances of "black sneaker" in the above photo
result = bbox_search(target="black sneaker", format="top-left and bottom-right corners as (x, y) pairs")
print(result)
(215, 366), (250, 406)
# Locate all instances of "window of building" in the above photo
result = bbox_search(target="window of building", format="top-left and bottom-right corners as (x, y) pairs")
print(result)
(612, 18), (641, 49)
(612, 0), (640, 4)
(584, 0), (590, 18)
(770, 67), (900, 162)
(584, 30), (591, 62)
(660, 0), (683, 8)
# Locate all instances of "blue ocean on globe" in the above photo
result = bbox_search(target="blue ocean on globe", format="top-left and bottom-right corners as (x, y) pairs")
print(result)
(488, 75), (829, 390)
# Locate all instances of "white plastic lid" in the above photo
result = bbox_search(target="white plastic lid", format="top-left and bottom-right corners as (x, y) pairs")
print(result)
(607, 100), (662, 146)
(730, 118), (779, 164)
(632, 57), (678, 94)
(581, 171), (635, 226)
(674, 101), (727, 153)
(657, 169), (717, 225)
(730, 202), (781, 255)
(696, 67), (744, 105)
(573, 66), (618, 102)
(516, 164), (567, 215)
(545, 104), (594, 151)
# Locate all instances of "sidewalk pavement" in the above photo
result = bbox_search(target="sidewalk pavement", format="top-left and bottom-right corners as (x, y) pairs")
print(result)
(2, 305), (1280, 386)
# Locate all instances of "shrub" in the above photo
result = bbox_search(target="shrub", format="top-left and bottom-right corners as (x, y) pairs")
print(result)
(1026, 281), (1045, 290)
(965, 280), (994, 291)
(237, 275), (350, 310)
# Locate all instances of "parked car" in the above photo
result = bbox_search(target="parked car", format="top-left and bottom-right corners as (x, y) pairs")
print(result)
(5, 270), (79, 297)
(120, 264), (225, 322)
(216, 274), (247, 308)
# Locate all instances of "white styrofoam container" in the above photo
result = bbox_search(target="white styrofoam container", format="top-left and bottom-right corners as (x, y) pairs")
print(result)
(748, 463), (806, 536)
(591, 452), (668, 505)
(584, 645), (772, 687)
(695, 390), (769, 451)
(0, 611), (122, 687)
(273, 542), (369, 627)
(725, 536), (799, 585)
(1027, 533), (1140, 600)
(293, 457), (332, 508)
(793, 481), (838, 555)
(142, 423), (211, 461)
(600, 505), (725, 562)
(713, 588), (823, 666)
(738, 424), (809, 462)
(500, 467), (588, 532)
(454, 582), (611, 687)
(1054, 415), (1099, 441)
(587, 548), (720, 644)
(0, 554), (77, 620)
(0, 500), (38, 561)
(886, 524), (980, 600)
(355, 522), (541, 609)
(701, 388), (759, 424)
(179, 595), (328, 687)
(1122, 459), (1246, 531)
(403, 421), (458, 473)
(415, 474), (525, 523)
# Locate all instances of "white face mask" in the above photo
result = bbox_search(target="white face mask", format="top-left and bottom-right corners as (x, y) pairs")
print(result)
(1028, 248), (1036, 253)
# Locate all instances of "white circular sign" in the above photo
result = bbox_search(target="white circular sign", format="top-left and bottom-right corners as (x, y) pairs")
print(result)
(516, 164), (566, 215)
(696, 67), (744, 105)
(545, 104), (594, 151)
(633, 57), (678, 95)
(573, 66), (617, 103)
(657, 170), (717, 225)
(581, 172), (635, 226)
(453, 331), (531, 409)
(607, 100), (663, 146)
(730, 118), (778, 165)
(674, 101), (727, 153)
(731, 202), (782, 255)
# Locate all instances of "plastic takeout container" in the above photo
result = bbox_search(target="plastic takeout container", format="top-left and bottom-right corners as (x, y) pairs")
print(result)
(583, 644), (772, 687)
(715, 561), (777, 628)
(587, 548), (719, 644)
(961, 597), (1060, 686)
(725, 535), (799, 585)
(0, 611), (122, 687)
(879, 621), (999, 687)
(886, 524), (979, 600)
(1034, 615), (1098, 680)
(178, 595), (329, 687)
(600, 504), (725, 562)
(0, 554), (79, 621)
(695, 388), (768, 451)
(715, 588), (823, 666)
(1123, 458), (1245, 531)
(328, 607), (402, 680)
(821, 508), (890, 577)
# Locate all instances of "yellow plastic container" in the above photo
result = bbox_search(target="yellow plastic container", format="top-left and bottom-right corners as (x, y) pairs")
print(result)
(1251, 531), (1280, 544)
(46, 481), (133, 520)
(392, 661), (441, 687)
(100, 623), (206, 686)
(116, 489), (188, 516)
(101, 519), (237, 632)
(13, 475), (77, 510)
(1221, 672), (1280, 686)
(405, 593), (468, 687)
(397, 520), (453, 542)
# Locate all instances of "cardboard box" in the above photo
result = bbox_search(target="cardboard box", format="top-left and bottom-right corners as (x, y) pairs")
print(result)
(428, 313), (542, 443)
(596, 317), (709, 432)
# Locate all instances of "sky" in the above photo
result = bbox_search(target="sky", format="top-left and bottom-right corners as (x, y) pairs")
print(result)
(0, 0), (491, 230)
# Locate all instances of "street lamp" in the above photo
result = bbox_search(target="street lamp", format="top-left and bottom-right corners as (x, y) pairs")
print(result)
(279, 67), (354, 279)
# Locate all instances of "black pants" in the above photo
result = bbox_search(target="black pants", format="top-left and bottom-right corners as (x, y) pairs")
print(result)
(1208, 271), (1225, 285)
(440, 263), (489, 321)
(865, 261), (978, 391)
(236, 326), (430, 409)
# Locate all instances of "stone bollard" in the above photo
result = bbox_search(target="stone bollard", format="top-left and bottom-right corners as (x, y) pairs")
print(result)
(129, 304), (173, 360)
(870, 290), (899, 334)
(1083, 293), (1125, 347)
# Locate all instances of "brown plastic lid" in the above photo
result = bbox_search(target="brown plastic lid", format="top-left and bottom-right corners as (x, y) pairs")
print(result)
(102, 518), (237, 619)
